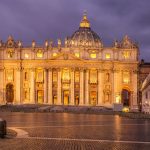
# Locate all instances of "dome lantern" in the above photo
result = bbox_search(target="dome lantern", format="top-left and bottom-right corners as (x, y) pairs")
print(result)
(80, 12), (90, 28)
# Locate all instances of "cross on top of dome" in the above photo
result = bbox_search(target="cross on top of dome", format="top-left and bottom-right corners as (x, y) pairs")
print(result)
(80, 11), (90, 28)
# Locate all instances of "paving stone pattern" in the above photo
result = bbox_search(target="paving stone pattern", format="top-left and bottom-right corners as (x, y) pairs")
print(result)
(0, 112), (150, 150)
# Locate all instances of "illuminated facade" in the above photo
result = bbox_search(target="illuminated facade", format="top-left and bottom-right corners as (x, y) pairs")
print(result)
(0, 13), (139, 109)
(141, 73), (150, 113)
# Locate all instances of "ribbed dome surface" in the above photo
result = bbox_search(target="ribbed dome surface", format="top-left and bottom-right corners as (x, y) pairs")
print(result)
(67, 13), (102, 48)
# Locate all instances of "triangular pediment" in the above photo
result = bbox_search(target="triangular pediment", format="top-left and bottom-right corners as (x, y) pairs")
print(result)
(51, 52), (83, 61)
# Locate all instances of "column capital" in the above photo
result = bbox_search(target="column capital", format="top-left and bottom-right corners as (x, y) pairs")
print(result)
(98, 69), (105, 73)
(30, 68), (36, 72)
(0, 68), (4, 71)
(133, 70), (138, 74)
(44, 68), (48, 72)
(112, 69), (120, 73)
(56, 68), (62, 72)
(48, 68), (53, 71)
(79, 68), (85, 72)
(71, 68), (75, 72)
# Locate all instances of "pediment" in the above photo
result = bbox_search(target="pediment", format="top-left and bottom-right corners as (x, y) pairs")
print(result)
(51, 52), (83, 61)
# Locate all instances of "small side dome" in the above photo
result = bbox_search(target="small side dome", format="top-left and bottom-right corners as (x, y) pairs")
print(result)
(67, 12), (103, 49)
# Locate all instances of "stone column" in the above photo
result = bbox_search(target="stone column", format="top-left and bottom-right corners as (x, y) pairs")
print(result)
(70, 69), (75, 105)
(30, 68), (35, 104)
(15, 68), (22, 104)
(98, 69), (103, 105)
(79, 69), (84, 105)
(57, 69), (62, 105)
(85, 69), (89, 105)
(131, 70), (138, 109)
(44, 69), (48, 104)
(48, 68), (53, 104)
(113, 70), (118, 103)
(0, 69), (4, 104)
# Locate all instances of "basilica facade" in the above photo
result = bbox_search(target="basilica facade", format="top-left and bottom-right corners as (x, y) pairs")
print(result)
(0, 14), (139, 109)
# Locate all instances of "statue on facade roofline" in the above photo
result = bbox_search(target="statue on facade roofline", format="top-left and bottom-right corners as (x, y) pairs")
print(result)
(32, 40), (35, 48)
(0, 40), (3, 47)
(58, 39), (61, 47)
(18, 40), (22, 48)
(49, 40), (53, 48)
(113, 40), (120, 48)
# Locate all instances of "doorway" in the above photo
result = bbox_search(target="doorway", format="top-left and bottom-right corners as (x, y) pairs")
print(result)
(37, 90), (44, 104)
(63, 90), (69, 105)
(90, 91), (97, 106)
(6, 83), (14, 103)
(121, 89), (130, 106)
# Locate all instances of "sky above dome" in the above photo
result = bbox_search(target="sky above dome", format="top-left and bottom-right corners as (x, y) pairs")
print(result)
(0, 0), (150, 61)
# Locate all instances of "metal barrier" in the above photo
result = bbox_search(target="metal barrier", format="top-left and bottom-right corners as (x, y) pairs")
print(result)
(0, 119), (7, 138)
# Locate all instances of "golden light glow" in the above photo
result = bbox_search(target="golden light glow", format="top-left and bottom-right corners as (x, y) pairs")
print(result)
(123, 71), (130, 84)
(53, 53), (57, 57)
(122, 107), (129, 112)
(62, 69), (70, 82)
(105, 53), (111, 59)
(6, 70), (13, 81)
(36, 69), (43, 82)
(80, 12), (90, 28)
(25, 53), (29, 58)
(75, 52), (80, 58)
(115, 95), (121, 103)
(90, 53), (96, 58)
(123, 51), (130, 59)
(90, 70), (97, 83)
(36, 50), (43, 58)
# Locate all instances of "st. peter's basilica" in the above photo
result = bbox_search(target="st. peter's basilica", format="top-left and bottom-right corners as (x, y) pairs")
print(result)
(0, 13), (139, 110)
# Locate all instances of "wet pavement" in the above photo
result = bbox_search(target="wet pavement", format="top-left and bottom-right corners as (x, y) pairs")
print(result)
(0, 112), (150, 150)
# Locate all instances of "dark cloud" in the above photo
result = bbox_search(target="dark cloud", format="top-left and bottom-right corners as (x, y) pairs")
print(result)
(0, 0), (150, 61)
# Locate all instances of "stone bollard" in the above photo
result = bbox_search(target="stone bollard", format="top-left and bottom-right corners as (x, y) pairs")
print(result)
(0, 119), (7, 138)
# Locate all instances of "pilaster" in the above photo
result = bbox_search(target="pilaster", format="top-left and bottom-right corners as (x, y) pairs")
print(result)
(0, 69), (4, 104)
(85, 69), (89, 105)
(70, 68), (75, 105)
(44, 68), (48, 104)
(98, 69), (103, 105)
(30, 68), (35, 104)
(79, 69), (84, 105)
(57, 69), (62, 105)
(48, 68), (53, 104)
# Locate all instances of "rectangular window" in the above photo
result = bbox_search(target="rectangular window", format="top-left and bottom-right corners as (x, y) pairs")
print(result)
(90, 53), (96, 58)
(36, 69), (44, 82)
(123, 51), (130, 59)
(123, 71), (130, 84)
(52, 70), (58, 82)
(53, 53), (57, 57)
(37, 50), (43, 58)
(105, 53), (111, 59)
(75, 52), (80, 58)
(90, 69), (97, 84)
(75, 71), (80, 82)
(25, 53), (29, 58)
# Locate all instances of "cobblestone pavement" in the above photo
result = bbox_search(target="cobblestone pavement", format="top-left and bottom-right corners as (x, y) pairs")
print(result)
(0, 112), (150, 150)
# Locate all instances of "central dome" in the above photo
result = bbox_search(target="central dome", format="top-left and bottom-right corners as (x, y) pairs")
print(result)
(67, 13), (102, 49)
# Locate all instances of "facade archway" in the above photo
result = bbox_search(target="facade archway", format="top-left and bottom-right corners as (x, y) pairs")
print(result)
(90, 91), (97, 106)
(6, 83), (14, 103)
(37, 90), (44, 104)
(75, 95), (79, 105)
(121, 89), (131, 106)
(63, 90), (69, 105)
